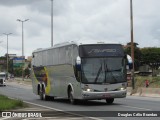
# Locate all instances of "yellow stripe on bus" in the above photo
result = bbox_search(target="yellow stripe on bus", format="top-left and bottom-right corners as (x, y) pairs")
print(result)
(44, 67), (51, 95)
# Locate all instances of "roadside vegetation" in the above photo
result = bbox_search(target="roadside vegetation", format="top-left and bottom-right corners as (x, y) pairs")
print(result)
(0, 95), (27, 111)
(128, 76), (160, 94)
(135, 76), (160, 88)
(14, 77), (32, 85)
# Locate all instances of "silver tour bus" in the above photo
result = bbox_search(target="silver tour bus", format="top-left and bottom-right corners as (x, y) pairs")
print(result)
(31, 42), (128, 104)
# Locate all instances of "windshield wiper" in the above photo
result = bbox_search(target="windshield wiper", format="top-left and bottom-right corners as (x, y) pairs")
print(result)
(104, 63), (118, 83)
(94, 64), (102, 83)
(104, 64), (107, 83)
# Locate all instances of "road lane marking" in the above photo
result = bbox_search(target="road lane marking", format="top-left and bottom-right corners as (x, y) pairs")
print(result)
(6, 98), (103, 120)
(120, 105), (151, 111)
(23, 101), (103, 120)
(24, 100), (63, 111)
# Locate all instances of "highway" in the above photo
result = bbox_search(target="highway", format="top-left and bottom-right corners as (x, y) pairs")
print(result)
(0, 81), (160, 120)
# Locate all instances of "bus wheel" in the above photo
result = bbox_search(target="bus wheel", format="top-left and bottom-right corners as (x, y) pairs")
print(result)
(40, 86), (47, 100)
(40, 87), (44, 100)
(106, 98), (114, 104)
(69, 89), (76, 104)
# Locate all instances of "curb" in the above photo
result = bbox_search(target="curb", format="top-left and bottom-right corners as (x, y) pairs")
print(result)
(127, 87), (160, 98)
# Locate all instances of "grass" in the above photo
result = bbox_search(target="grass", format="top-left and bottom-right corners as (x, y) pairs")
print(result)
(0, 94), (27, 111)
(135, 76), (160, 88)
(129, 76), (160, 94)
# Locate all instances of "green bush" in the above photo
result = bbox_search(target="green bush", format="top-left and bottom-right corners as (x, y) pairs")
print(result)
(0, 95), (26, 111)
(135, 76), (160, 88)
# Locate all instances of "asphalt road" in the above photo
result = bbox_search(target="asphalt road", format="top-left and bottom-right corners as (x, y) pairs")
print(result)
(0, 81), (160, 120)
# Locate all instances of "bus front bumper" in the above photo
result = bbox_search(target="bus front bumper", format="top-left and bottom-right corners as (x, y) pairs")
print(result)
(81, 90), (127, 100)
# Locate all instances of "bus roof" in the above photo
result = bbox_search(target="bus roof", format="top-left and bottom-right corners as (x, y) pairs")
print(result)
(32, 41), (122, 53)
(33, 41), (79, 53)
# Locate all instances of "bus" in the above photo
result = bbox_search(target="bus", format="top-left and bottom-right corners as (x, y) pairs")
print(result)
(31, 42), (128, 104)
(0, 72), (7, 86)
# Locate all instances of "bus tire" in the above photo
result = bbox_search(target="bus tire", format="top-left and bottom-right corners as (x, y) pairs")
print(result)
(69, 89), (76, 105)
(39, 85), (48, 100)
(39, 85), (53, 101)
(39, 86), (45, 100)
(106, 98), (114, 104)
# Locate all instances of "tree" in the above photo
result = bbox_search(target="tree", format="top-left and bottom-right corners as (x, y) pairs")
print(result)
(0, 57), (6, 72)
(124, 42), (142, 70)
(13, 68), (22, 77)
(141, 47), (160, 76)
(8, 59), (13, 74)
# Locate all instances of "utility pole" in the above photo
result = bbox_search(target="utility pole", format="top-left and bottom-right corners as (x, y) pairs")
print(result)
(51, 0), (54, 47)
(130, 0), (135, 89)
(3, 33), (12, 79)
(17, 19), (29, 80)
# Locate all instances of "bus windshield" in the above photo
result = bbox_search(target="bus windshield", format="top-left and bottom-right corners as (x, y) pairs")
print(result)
(0, 74), (6, 77)
(81, 57), (126, 84)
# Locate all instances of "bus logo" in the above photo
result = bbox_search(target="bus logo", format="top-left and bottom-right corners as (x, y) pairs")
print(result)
(88, 49), (116, 54)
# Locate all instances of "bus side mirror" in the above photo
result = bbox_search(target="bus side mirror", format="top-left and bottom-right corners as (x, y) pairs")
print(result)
(126, 63), (133, 70)
(76, 56), (81, 71)
(126, 54), (133, 70)
(128, 63), (133, 69)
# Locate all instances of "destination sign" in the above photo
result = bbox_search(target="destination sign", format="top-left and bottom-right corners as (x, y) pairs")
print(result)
(79, 44), (124, 57)
(88, 49), (116, 54)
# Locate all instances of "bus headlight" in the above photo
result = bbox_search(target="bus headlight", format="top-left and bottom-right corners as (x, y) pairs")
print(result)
(82, 85), (94, 92)
(83, 87), (94, 92)
(86, 88), (93, 92)
(117, 83), (127, 91)
(118, 87), (126, 91)
(120, 87), (125, 90)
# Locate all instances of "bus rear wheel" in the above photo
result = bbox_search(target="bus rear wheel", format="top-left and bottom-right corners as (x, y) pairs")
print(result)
(40, 87), (45, 100)
(106, 98), (114, 104)
(40, 88), (54, 101)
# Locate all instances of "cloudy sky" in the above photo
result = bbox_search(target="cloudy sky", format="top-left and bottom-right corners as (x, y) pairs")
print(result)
(0, 0), (160, 57)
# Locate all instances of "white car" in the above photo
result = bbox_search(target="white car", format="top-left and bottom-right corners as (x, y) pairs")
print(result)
(0, 72), (7, 86)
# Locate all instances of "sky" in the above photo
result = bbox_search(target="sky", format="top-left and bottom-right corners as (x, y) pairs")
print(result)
(0, 0), (160, 57)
